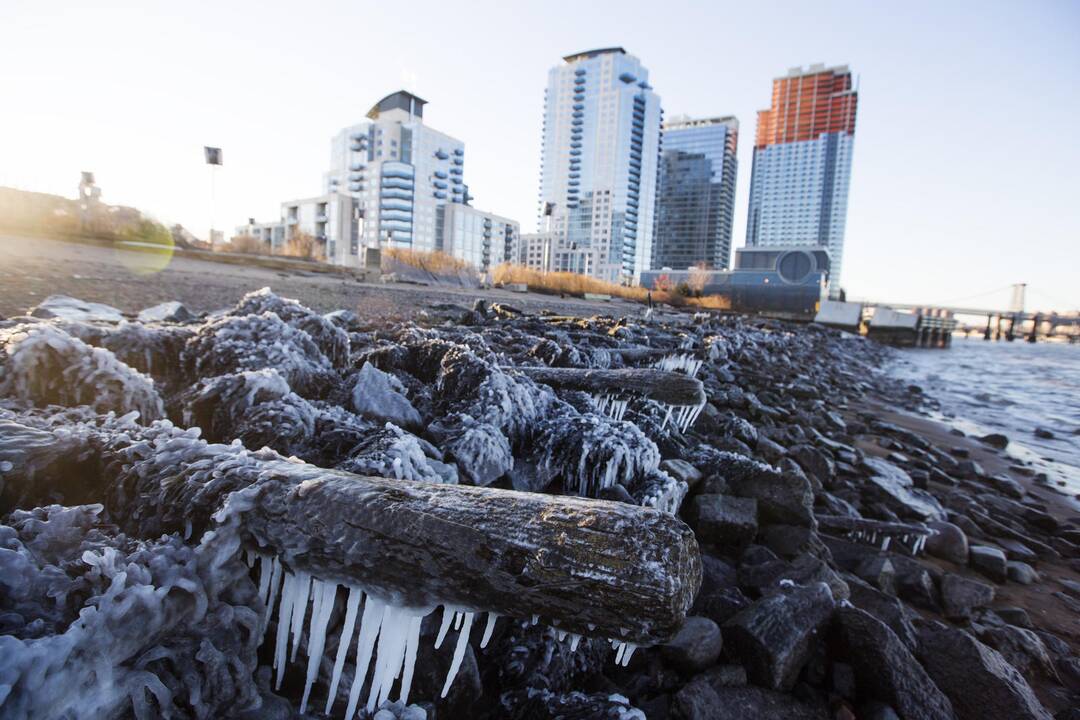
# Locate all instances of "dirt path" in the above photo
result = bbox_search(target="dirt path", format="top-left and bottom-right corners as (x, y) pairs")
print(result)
(0, 233), (646, 321)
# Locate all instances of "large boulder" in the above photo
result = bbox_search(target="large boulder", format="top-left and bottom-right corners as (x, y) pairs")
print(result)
(940, 573), (995, 621)
(917, 625), (1053, 720)
(844, 575), (918, 652)
(861, 457), (946, 521)
(352, 362), (423, 430)
(925, 521), (969, 565)
(833, 607), (955, 720)
(661, 616), (723, 673)
(722, 582), (835, 691)
(687, 494), (757, 547)
(969, 545), (1008, 583)
(708, 451), (815, 528)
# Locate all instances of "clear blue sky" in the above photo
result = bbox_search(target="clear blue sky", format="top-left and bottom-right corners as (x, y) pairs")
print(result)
(2, 0), (1077, 310)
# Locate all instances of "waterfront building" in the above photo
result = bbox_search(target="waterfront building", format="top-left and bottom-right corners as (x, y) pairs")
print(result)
(536, 47), (662, 284)
(440, 203), (520, 273)
(745, 64), (858, 291)
(653, 115), (738, 271)
(323, 91), (470, 256)
(235, 192), (361, 266)
(520, 231), (555, 272)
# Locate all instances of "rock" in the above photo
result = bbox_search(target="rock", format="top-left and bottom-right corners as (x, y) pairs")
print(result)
(994, 606), (1032, 629)
(854, 556), (897, 595)
(672, 676), (722, 720)
(1007, 561), (1040, 585)
(738, 553), (849, 602)
(789, 444), (835, 484)
(29, 294), (125, 322)
(941, 573), (996, 620)
(1033, 427), (1054, 440)
(756, 436), (788, 464)
(138, 300), (196, 323)
(661, 616), (723, 673)
(978, 625), (1059, 681)
(715, 451), (815, 528)
(597, 483), (636, 505)
(925, 521), (969, 564)
(997, 538), (1038, 563)
(957, 459), (986, 479)
(685, 685), (829, 720)
(844, 576), (918, 652)
(918, 624), (1053, 720)
(718, 414), (759, 448)
(970, 545), (1009, 583)
(687, 494), (758, 547)
(987, 474), (1025, 499)
(663, 459), (703, 489)
(979, 433), (1010, 450)
(722, 582), (836, 691)
(897, 567), (939, 611)
(757, 524), (829, 560)
(352, 362), (423, 430)
(859, 703), (901, 720)
(701, 664), (747, 688)
(862, 457), (946, 521)
(833, 607), (956, 720)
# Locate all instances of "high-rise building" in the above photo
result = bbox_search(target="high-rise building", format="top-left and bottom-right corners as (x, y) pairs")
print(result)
(324, 91), (470, 255)
(652, 115), (739, 271)
(745, 64), (858, 290)
(537, 48), (662, 283)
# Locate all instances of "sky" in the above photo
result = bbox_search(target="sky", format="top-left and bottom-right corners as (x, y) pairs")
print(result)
(2, 0), (1078, 310)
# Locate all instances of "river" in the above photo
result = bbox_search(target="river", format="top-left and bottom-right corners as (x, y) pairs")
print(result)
(889, 336), (1080, 497)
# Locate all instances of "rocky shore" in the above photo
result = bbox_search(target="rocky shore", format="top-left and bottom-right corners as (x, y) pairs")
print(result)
(1, 288), (1078, 719)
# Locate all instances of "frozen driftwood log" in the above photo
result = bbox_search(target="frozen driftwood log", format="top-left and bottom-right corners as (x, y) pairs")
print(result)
(2, 415), (701, 646)
(515, 366), (706, 406)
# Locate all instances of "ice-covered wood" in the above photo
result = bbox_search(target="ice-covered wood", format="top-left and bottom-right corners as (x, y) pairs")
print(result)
(515, 366), (706, 407)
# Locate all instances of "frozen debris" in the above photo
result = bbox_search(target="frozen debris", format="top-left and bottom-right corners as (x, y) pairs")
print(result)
(182, 311), (336, 397)
(137, 301), (195, 324)
(230, 287), (350, 367)
(337, 423), (458, 484)
(0, 323), (164, 422)
(29, 294), (125, 323)
(352, 362), (423, 430)
(654, 352), (703, 378)
(429, 413), (512, 486)
(625, 469), (688, 515)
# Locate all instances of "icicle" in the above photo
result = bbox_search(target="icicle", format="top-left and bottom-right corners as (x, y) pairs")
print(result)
(263, 556), (283, 636)
(398, 615), (423, 705)
(435, 605), (455, 649)
(273, 572), (297, 689)
(660, 404), (673, 431)
(614, 640), (627, 665)
(621, 643), (638, 666)
(289, 571), (312, 662)
(454, 611), (464, 631)
(557, 629), (567, 642)
(325, 586), (362, 716)
(244, 548), (256, 568)
(480, 613), (498, 649)
(301, 581), (338, 713)
(366, 605), (411, 713)
(441, 612), (474, 698)
(257, 555), (273, 609)
(531, 614), (539, 626)
(569, 634), (581, 652)
(345, 596), (386, 720)
(881, 536), (891, 551)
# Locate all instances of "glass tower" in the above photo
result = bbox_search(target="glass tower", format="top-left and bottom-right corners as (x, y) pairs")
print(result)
(537, 48), (662, 284)
(746, 64), (858, 291)
(324, 91), (470, 254)
(653, 115), (739, 270)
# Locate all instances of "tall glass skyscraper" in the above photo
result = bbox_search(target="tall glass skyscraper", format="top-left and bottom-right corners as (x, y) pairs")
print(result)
(537, 48), (662, 283)
(324, 91), (470, 253)
(745, 64), (858, 290)
(653, 115), (739, 270)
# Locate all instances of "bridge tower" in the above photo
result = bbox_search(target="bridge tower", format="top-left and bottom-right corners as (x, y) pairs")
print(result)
(1009, 283), (1026, 314)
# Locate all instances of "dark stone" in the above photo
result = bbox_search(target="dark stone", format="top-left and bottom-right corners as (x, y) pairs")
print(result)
(833, 607), (956, 720)
(979, 433), (1010, 450)
(790, 444), (836, 484)
(917, 624), (1053, 720)
(941, 573), (995, 620)
(1007, 561), (1040, 585)
(661, 616), (723, 674)
(970, 545), (1009, 583)
(861, 457), (946, 521)
(722, 582), (836, 691)
(687, 494), (757, 547)
(844, 575), (919, 652)
(688, 686), (829, 720)
(897, 567), (939, 611)
(718, 414), (759, 448)
(994, 606), (1032, 629)
(713, 451), (816, 528)
(597, 482), (636, 505)
(926, 521), (970, 564)
(998, 538), (1038, 563)
(977, 624), (1059, 681)
(662, 459), (703, 489)
(701, 664), (747, 688)
(957, 459), (986, 479)
(672, 676), (721, 720)
(756, 436), (788, 465)
(1033, 427), (1055, 440)
(738, 553), (849, 602)
(758, 524), (830, 560)
(987, 474), (1025, 499)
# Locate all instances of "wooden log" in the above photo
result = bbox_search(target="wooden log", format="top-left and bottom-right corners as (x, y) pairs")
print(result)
(515, 366), (706, 407)
(2, 416), (701, 645)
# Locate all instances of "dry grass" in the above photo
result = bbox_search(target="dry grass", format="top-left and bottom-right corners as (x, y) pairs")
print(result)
(282, 230), (323, 261)
(383, 247), (474, 275)
(224, 234), (269, 255)
(493, 263), (732, 311)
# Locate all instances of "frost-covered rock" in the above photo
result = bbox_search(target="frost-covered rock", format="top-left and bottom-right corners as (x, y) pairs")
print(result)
(230, 288), (350, 367)
(429, 413), (512, 486)
(0, 323), (163, 421)
(137, 300), (196, 323)
(337, 423), (458, 484)
(30, 294), (125, 322)
(352, 362), (423, 430)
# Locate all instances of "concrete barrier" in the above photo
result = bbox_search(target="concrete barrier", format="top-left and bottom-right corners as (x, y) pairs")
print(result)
(815, 300), (862, 331)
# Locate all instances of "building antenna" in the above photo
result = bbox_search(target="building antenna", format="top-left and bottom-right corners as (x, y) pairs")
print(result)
(204, 146), (224, 247)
